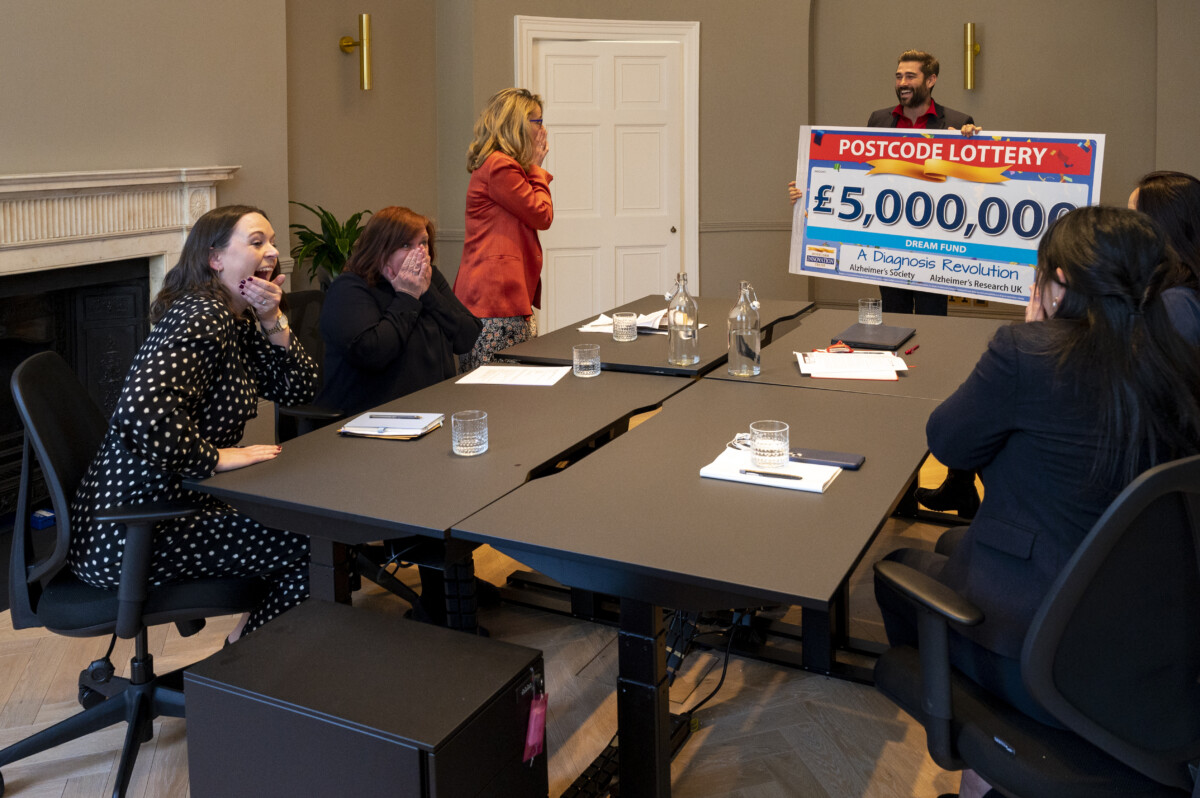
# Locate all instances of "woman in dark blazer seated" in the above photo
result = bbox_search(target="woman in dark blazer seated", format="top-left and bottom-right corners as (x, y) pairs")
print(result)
(317, 206), (481, 416)
(1128, 170), (1200, 343)
(875, 206), (1200, 798)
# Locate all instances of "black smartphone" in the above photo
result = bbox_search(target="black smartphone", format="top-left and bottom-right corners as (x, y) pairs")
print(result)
(789, 448), (866, 470)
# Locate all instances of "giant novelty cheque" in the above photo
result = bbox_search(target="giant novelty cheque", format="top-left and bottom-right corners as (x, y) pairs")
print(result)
(788, 127), (1105, 305)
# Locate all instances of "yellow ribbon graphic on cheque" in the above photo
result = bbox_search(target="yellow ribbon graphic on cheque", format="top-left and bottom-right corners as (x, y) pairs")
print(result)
(865, 159), (1011, 184)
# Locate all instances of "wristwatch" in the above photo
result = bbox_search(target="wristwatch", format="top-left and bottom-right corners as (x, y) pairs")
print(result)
(261, 313), (289, 336)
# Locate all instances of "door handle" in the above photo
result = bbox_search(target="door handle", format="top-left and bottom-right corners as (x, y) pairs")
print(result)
(670, 226), (677, 233)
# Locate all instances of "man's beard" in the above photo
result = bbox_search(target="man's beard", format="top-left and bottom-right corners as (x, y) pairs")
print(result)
(896, 83), (930, 109)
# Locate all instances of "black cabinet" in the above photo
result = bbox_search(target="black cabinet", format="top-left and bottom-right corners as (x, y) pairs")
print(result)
(186, 600), (548, 797)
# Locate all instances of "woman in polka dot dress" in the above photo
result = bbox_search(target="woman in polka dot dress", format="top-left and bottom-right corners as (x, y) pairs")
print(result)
(70, 205), (319, 641)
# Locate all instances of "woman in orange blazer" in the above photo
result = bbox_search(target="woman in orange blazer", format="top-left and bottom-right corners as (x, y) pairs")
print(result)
(453, 88), (553, 371)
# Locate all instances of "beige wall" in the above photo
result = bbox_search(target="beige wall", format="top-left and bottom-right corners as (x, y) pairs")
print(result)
(286, 0), (438, 289)
(1156, 0), (1200, 177)
(0, 0), (290, 240)
(433, 2), (478, 285)
(4, 1), (1196, 305)
(436, 0), (812, 302)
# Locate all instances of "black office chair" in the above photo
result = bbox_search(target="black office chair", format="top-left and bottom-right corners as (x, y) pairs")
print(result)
(275, 289), (343, 442)
(0, 351), (264, 798)
(874, 454), (1200, 798)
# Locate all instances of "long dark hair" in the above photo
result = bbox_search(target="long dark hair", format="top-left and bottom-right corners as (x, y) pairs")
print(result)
(343, 206), (436, 287)
(150, 205), (266, 323)
(1133, 170), (1200, 286)
(1032, 205), (1200, 484)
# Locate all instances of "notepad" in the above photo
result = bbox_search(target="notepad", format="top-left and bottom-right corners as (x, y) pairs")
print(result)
(339, 412), (443, 439)
(796, 350), (908, 381)
(700, 447), (840, 493)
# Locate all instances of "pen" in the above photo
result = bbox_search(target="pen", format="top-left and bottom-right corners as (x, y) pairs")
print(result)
(370, 413), (421, 419)
(740, 469), (803, 481)
(904, 344), (920, 355)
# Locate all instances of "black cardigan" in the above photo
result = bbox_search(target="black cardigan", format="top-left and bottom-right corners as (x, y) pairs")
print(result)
(316, 267), (481, 417)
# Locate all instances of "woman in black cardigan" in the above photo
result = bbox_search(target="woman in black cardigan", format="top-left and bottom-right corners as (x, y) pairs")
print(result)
(317, 206), (481, 415)
(875, 206), (1200, 798)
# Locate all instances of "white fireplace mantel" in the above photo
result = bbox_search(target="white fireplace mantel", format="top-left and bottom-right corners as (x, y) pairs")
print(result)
(0, 166), (253, 297)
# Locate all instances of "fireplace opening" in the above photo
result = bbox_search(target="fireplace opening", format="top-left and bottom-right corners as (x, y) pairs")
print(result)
(1, 258), (150, 529)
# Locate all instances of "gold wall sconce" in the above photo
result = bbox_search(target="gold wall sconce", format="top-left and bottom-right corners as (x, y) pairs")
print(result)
(964, 23), (981, 90)
(339, 13), (372, 91)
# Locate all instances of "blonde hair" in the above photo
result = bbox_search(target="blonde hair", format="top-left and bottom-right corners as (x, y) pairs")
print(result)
(466, 88), (542, 172)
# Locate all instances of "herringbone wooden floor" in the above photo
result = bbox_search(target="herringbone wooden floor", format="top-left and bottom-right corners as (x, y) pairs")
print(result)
(0, 462), (967, 797)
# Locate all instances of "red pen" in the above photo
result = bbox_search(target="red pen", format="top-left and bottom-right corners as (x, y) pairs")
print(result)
(904, 344), (920, 355)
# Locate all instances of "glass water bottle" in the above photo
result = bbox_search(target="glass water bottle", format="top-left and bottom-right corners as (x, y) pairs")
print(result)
(727, 281), (761, 376)
(666, 272), (700, 366)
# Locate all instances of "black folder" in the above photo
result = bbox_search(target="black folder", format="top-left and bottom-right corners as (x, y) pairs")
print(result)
(832, 322), (916, 351)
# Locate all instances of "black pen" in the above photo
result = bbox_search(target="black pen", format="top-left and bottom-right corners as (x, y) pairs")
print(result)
(740, 469), (803, 481)
(370, 413), (421, 419)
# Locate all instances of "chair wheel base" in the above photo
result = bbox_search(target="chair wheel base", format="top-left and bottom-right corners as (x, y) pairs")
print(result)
(78, 685), (106, 710)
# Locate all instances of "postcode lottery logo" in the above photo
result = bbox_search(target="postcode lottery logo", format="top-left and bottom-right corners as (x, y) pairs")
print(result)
(805, 245), (837, 268)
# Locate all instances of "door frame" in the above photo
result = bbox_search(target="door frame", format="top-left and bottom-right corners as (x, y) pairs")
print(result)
(514, 15), (700, 293)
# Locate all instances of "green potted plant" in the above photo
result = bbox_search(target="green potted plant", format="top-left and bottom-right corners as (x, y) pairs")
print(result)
(289, 201), (371, 288)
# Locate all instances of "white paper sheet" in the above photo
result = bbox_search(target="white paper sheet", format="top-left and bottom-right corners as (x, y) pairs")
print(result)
(456, 365), (572, 386)
(578, 308), (702, 335)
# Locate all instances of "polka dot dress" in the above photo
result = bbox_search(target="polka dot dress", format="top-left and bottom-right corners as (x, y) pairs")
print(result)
(70, 294), (320, 635)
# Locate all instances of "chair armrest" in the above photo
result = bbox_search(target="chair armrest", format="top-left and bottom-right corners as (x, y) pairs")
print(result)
(275, 403), (345, 443)
(94, 502), (201, 527)
(875, 559), (983, 770)
(277, 404), (344, 423)
(96, 502), (200, 639)
(874, 559), (983, 627)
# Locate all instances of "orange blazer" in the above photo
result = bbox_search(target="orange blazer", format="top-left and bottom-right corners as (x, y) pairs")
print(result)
(453, 151), (553, 318)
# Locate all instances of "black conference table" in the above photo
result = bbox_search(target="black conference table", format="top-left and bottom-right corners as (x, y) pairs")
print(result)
(709, 307), (1011, 401)
(188, 368), (690, 601)
(452, 378), (938, 797)
(496, 294), (813, 377)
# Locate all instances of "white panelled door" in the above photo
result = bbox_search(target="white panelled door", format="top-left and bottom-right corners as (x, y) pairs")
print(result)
(531, 39), (683, 333)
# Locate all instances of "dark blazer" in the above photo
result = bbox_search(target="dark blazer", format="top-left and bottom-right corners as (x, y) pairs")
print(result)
(927, 322), (1134, 659)
(866, 102), (975, 131)
(1164, 285), (1200, 344)
(453, 151), (554, 318)
(317, 268), (481, 417)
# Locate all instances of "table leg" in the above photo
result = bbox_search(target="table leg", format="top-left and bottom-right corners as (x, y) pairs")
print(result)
(801, 607), (833, 673)
(617, 597), (671, 797)
(801, 579), (853, 674)
(308, 539), (351, 603)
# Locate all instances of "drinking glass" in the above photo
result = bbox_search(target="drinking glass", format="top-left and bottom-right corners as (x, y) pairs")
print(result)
(451, 410), (488, 456)
(612, 312), (637, 342)
(750, 420), (789, 469)
(858, 298), (882, 325)
(573, 343), (601, 377)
